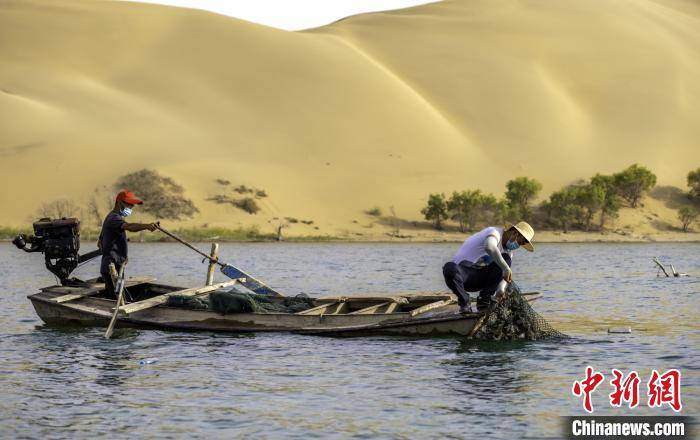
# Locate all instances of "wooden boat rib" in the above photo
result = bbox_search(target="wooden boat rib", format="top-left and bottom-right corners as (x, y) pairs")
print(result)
(28, 277), (542, 337)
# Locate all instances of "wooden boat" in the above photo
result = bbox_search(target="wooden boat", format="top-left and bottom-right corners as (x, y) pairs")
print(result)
(28, 277), (542, 337)
(13, 220), (542, 337)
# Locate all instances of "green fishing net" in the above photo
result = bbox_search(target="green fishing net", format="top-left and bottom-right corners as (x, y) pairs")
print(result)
(166, 288), (315, 314)
(166, 295), (210, 310)
(473, 282), (568, 341)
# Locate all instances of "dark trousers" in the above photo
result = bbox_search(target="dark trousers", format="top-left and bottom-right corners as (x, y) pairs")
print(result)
(101, 272), (116, 299)
(100, 262), (124, 300)
(442, 253), (512, 307)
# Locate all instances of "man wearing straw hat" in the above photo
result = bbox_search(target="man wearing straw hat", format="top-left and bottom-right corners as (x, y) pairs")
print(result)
(442, 221), (535, 314)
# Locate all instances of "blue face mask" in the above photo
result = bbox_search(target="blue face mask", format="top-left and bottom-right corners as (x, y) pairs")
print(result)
(505, 239), (520, 251)
(120, 207), (133, 217)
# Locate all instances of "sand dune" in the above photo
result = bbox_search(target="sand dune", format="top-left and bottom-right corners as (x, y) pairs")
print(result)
(1, 0), (699, 236)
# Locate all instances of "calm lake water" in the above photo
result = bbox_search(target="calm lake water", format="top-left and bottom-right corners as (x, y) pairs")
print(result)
(0, 242), (698, 439)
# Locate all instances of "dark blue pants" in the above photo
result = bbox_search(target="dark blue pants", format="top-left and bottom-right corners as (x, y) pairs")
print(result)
(442, 253), (512, 307)
(100, 271), (117, 299)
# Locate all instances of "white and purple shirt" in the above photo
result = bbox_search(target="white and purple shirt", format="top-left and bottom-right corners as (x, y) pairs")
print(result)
(452, 226), (512, 267)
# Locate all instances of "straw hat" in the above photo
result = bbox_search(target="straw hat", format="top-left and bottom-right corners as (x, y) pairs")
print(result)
(505, 221), (535, 252)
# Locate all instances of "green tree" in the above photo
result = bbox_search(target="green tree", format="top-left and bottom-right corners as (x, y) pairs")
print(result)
(447, 190), (482, 232)
(546, 187), (581, 233)
(505, 177), (542, 220)
(612, 164), (656, 208)
(421, 193), (448, 230)
(479, 194), (507, 225)
(687, 168), (700, 199)
(574, 183), (606, 231)
(678, 206), (699, 232)
(591, 173), (621, 229)
(115, 169), (199, 220)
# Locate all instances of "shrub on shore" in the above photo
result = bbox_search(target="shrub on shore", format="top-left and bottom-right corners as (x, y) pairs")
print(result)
(35, 199), (80, 219)
(115, 169), (198, 220)
(447, 190), (504, 232)
(505, 176), (542, 220)
(542, 187), (579, 233)
(208, 182), (267, 215)
(447, 190), (481, 232)
(612, 164), (656, 208)
(688, 168), (700, 200)
(421, 193), (448, 229)
(678, 206), (699, 232)
(590, 173), (622, 229)
(543, 182), (607, 232)
(419, 164), (660, 234)
(364, 207), (382, 217)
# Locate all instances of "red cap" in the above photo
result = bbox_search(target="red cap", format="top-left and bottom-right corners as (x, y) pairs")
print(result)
(116, 190), (143, 205)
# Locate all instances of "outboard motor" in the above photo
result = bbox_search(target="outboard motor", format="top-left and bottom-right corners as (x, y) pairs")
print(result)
(13, 218), (101, 285)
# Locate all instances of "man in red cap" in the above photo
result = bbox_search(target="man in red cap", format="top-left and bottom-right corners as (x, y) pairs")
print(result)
(98, 190), (158, 298)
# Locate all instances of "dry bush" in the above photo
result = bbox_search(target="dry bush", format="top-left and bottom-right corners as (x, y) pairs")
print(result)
(364, 207), (382, 217)
(36, 199), (80, 219)
(208, 195), (260, 215)
(234, 197), (260, 215)
(115, 169), (198, 220)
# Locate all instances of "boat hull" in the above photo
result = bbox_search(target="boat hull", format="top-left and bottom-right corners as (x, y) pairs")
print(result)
(28, 285), (541, 337)
(29, 293), (481, 336)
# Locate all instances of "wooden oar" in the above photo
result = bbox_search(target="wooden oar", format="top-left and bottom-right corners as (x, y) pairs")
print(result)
(105, 262), (127, 339)
(155, 225), (283, 297)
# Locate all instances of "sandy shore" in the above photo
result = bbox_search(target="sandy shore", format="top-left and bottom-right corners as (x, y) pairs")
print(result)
(4, 227), (698, 244)
(311, 229), (700, 243)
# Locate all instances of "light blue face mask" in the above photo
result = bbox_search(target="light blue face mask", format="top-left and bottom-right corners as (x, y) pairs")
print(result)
(120, 207), (133, 217)
(505, 239), (520, 251)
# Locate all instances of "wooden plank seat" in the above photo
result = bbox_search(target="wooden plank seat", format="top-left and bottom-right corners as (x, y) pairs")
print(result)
(349, 302), (399, 315)
(296, 300), (350, 315)
(48, 276), (157, 303)
(315, 292), (453, 305)
(409, 299), (456, 317)
(347, 296), (409, 315)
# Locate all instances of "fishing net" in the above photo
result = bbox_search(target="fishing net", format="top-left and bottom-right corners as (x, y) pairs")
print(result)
(166, 288), (315, 314)
(166, 295), (210, 310)
(473, 282), (568, 341)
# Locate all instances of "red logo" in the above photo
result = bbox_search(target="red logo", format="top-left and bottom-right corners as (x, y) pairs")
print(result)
(648, 369), (682, 412)
(572, 366), (605, 413)
(572, 368), (682, 413)
(609, 369), (640, 408)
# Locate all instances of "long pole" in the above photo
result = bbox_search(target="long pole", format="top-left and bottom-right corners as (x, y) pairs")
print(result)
(156, 225), (284, 297)
(206, 243), (219, 286)
(105, 262), (127, 339)
(156, 225), (222, 266)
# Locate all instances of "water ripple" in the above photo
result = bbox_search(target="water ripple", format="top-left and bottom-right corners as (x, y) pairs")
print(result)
(0, 242), (698, 438)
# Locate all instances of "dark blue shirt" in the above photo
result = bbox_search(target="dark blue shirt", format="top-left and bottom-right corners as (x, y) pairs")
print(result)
(99, 211), (127, 274)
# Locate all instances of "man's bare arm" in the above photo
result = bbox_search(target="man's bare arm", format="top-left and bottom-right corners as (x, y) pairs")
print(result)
(123, 222), (158, 232)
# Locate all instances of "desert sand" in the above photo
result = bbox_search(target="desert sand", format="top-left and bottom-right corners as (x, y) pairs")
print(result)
(1, 0), (699, 240)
